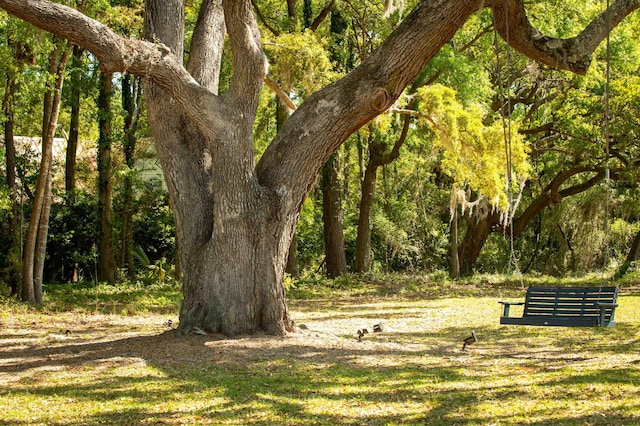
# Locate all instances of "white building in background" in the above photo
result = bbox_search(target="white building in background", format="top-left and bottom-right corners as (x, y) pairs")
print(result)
(133, 138), (167, 190)
(3, 136), (166, 191)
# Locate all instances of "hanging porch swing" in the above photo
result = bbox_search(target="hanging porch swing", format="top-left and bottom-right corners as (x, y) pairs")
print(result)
(494, 0), (620, 328)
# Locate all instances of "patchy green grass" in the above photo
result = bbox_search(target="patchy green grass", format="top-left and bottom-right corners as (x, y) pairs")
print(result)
(1, 276), (639, 425)
(42, 281), (183, 315)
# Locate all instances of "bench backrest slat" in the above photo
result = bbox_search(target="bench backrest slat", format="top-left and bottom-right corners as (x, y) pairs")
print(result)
(523, 287), (618, 321)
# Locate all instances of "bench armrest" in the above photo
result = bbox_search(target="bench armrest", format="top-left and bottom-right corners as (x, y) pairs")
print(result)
(596, 302), (619, 327)
(498, 301), (524, 317)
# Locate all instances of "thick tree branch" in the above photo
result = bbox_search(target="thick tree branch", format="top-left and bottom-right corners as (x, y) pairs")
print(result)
(257, 0), (485, 210)
(0, 0), (226, 137)
(224, 0), (267, 116)
(508, 167), (605, 237)
(187, 0), (226, 93)
(520, 122), (554, 136)
(490, 0), (640, 74)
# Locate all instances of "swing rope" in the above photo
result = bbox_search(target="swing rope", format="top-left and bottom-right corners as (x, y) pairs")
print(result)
(601, 0), (612, 288)
(493, 1), (519, 279)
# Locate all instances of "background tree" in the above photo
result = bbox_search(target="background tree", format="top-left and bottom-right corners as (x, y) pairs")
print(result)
(96, 70), (116, 283)
(64, 45), (84, 194)
(21, 39), (71, 303)
(119, 73), (143, 279)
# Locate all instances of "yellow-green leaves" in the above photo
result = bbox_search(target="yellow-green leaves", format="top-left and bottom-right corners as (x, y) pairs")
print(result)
(416, 84), (530, 212)
(264, 30), (339, 97)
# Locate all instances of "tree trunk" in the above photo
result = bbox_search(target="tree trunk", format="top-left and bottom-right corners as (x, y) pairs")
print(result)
(97, 71), (116, 283)
(624, 229), (640, 264)
(354, 118), (408, 273)
(177, 209), (294, 335)
(65, 45), (83, 193)
(457, 167), (606, 273)
(450, 203), (460, 280)
(33, 173), (52, 302)
(3, 78), (17, 231)
(354, 156), (377, 273)
(22, 41), (71, 304)
(276, 92), (299, 278)
(141, 0), (293, 336)
(458, 212), (499, 276)
(285, 232), (300, 278)
(321, 154), (348, 278)
(120, 73), (140, 279)
(2, 74), (19, 297)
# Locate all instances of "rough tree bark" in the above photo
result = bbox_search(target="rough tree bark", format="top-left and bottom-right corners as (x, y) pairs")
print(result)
(2, 0), (637, 333)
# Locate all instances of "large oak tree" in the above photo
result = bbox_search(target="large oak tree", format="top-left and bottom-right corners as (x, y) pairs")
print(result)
(2, 0), (638, 336)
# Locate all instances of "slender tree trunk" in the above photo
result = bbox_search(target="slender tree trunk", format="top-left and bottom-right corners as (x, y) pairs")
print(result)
(354, 161), (377, 273)
(120, 74), (140, 279)
(33, 173), (52, 302)
(65, 45), (83, 193)
(3, 78), (17, 231)
(624, 229), (640, 264)
(3, 75), (20, 297)
(22, 41), (71, 304)
(285, 232), (300, 278)
(450, 202), (460, 280)
(321, 154), (348, 278)
(97, 71), (116, 283)
(354, 118), (408, 273)
(63, 46), (84, 282)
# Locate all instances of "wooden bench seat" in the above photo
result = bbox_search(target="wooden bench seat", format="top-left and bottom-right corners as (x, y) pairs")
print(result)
(499, 286), (619, 328)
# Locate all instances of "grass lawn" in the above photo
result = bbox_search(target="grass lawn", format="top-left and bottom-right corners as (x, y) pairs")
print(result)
(1, 275), (639, 425)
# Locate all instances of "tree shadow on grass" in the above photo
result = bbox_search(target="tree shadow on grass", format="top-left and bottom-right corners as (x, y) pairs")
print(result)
(1, 319), (639, 425)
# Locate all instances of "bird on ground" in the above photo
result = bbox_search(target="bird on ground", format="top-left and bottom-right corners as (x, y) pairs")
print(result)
(373, 322), (384, 333)
(462, 331), (477, 350)
(357, 329), (369, 341)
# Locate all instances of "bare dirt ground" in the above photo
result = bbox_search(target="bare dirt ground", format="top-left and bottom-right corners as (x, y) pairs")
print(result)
(0, 297), (448, 386)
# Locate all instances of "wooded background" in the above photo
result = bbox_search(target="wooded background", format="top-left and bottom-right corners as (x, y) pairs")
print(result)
(1, 0), (639, 297)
